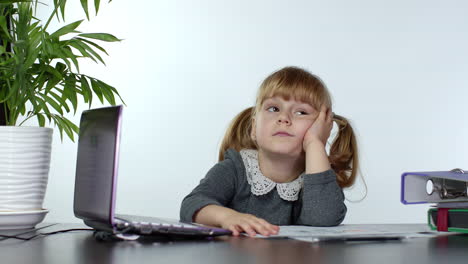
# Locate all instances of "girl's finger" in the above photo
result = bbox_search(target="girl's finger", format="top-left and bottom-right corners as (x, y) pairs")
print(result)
(240, 224), (257, 237)
(257, 218), (279, 234)
(317, 108), (326, 121)
(256, 221), (274, 236)
(252, 224), (270, 236)
(229, 226), (240, 236)
(320, 105), (327, 112)
(250, 218), (272, 236)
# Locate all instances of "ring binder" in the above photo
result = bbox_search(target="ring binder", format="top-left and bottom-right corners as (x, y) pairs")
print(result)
(401, 168), (468, 204)
(430, 176), (468, 200)
(428, 208), (468, 233)
(440, 169), (467, 199)
(402, 169), (468, 233)
(451, 168), (465, 174)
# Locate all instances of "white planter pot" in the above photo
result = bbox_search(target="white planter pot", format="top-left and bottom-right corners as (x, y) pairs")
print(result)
(0, 126), (53, 211)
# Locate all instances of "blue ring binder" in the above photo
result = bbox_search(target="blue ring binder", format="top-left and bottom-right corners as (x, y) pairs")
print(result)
(401, 168), (468, 204)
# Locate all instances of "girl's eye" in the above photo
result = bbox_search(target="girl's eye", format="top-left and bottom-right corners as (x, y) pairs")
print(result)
(295, 111), (308, 115)
(267, 106), (279, 112)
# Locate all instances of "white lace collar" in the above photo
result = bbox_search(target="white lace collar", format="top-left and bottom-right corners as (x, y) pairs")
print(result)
(239, 149), (304, 201)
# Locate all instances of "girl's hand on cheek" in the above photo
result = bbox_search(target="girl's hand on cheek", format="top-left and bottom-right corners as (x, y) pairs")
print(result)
(303, 106), (333, 151)
(220, 212), (279, 237)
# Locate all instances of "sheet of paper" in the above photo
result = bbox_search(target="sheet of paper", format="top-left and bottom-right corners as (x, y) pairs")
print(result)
(256, 224), (446, 241)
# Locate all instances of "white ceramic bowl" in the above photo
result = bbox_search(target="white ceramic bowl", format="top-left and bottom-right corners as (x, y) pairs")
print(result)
(0, 209), (49, 229)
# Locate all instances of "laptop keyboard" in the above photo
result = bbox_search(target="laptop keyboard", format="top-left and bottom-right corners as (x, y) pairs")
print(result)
(114, 214), (230, 236)
(115, 214), (198, 229)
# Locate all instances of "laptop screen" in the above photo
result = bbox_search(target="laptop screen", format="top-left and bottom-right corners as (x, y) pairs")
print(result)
(73, 105), (123, 226)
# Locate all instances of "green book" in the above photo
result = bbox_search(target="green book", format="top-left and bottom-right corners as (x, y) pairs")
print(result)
(428, 208), (468, 233)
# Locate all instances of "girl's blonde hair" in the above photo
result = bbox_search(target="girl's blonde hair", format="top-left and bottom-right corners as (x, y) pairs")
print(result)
(219, 66), (359, 188)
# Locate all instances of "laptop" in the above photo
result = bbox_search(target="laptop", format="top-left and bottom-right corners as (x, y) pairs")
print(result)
(73, 105), (231, 238)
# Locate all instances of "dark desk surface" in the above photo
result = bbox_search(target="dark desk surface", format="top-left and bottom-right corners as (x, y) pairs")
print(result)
(1, 223), (468, 264)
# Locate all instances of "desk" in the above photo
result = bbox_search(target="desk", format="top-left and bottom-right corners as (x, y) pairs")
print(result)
(1, 223), (468, 264)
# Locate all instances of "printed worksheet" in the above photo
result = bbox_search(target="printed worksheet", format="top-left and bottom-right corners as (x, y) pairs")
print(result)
(256, 224), (447, 242)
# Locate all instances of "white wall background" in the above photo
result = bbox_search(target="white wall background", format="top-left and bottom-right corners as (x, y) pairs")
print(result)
(35, 0), (468, 224)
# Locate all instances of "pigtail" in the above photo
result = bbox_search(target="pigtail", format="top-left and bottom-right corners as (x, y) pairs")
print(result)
(218, 107), (257, 161)
(329, 114), (359, 188)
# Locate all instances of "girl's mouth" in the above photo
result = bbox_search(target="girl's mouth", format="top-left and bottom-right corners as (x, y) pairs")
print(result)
(273, 132), (293, 137)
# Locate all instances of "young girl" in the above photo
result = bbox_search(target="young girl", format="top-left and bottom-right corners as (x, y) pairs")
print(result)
(180, 66), (359, 237)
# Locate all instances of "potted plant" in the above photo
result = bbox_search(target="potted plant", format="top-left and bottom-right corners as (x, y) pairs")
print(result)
(0, 0), (123, 228)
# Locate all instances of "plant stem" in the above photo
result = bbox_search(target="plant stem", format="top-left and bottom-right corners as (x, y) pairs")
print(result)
(43, 4), (58, 32)
(18, 113), (34, 126)
(1, 103), (8, 125)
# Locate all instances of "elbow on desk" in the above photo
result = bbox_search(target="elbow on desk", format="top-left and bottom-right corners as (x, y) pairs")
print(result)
(322, 206), (347, 226)
(319, 203), (347, 226)
(296, 204), (347, 227)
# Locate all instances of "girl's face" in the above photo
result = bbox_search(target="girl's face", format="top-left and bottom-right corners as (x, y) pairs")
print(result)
(253, 96), (318, 158)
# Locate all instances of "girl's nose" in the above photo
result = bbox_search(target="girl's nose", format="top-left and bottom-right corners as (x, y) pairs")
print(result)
(277, 115), (291, 125)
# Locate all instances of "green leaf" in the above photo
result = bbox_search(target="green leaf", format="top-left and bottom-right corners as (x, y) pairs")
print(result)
(45, 78), (61, 94)
(31, 63), (63, 82)
(62, 116), (79, 135)
(54, 115), (74, 141)
(59, 0), (67, 21)
(80, 75), (93, 107)
(23, 47), (40, 71)
(78, 33), (121, 42)
(0, 15), (9, 36)
(68, 39), (99, 64)
(96, 80), (115, 105)
(50, 20), (83, 39)
(90, 78), (104, 103)
(42, 94), (63, 115)
(44, 64), (63, 80)
(28, 21), (41, 40)
(23, 82), (38, 111)
(61, 46), (80, 72)
(80, 0), (89, 20)
(55, 62), (67, 73)
(35, 96), (51, 116)
(52, 0), (61, 21)
(95, 0), (101, 15)
(45, 113), (52, 124)
(76, 37), (108, 55)
(54, 48), (73, 72)
(33, 72), (47, 92)
(44, 62), (67, 93)
(19, 102), (26, 115)
(49, 90), (70, 113)
(107, 83), (125, 105)
(68, 39), (92, 58)
(63, 75), (78, 113)
(62, 118), (75, 141)
(37, 113), (45, 127)
(51, 115), (64, 141)
(42, 37), (56, 57)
